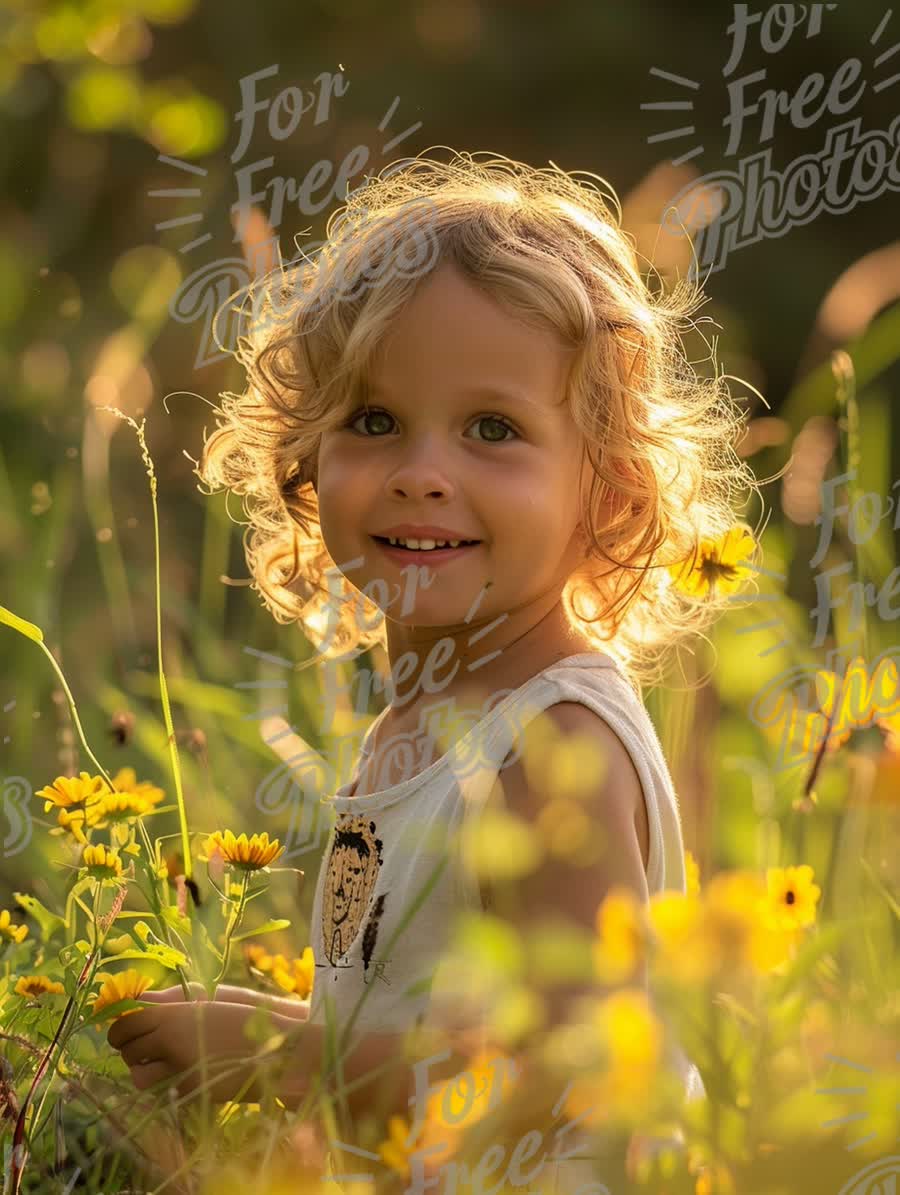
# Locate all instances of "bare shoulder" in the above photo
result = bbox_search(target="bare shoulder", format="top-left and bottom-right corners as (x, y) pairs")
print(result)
(503, 701), (643, 814)
(494, 697), (650, 869)
(476, 698), (650, 940)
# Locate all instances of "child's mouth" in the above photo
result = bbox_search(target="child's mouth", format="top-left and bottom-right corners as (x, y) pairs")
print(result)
(371, 536), (482, 565)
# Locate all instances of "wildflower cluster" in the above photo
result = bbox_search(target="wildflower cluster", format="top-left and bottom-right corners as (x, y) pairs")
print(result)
(38, 766), (165, 846)
(243, 942), (315, 1000)
(594, 856), (823, 987)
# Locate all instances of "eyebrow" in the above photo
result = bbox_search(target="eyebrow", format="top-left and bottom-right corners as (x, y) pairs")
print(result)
(367, 384), (560, 416)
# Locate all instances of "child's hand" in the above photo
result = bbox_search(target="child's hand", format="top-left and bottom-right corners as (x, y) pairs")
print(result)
(146, 981), (311, 1020)
(106, 995), (293, 1103)
(142, 981), (260, 1006)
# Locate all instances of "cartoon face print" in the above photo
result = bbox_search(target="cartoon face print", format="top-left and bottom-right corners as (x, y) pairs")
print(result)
(321, 815), (384, 964)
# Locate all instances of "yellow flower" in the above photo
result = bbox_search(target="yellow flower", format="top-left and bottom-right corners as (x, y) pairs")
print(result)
(812, 654), (900, 755)
(377, 1115), (420, 1178)
(291, 947), (315, 999)
(272, 947), (316, 1000)
(566, 990), (663, 1125)
(694, 1160), (737, 1194)
(761, 865), (821, 931)
(425, 1049), (516, 1131)
(50, 806), (90, 844)
(703, 870), (805, 977)
(746, 920), (801, 974)
(15, 974), (64, 999)
(36, 771), (106, 812)
(648, 890), (712, 984)
(0, 909), (28, 945)
(601, 989), (663, 1088)
(87, 969), (153, 1019)
(377, 1049), (516, 1177)
(244, 943), (271, 969)
(685, 849), (701, 897)
(85, 791), (154, 826)
(702, 869), (766, 968)
(81, 843), (124, 883)
(204, 830), (284, 871)
(109, 767), (164, 808)
(668, 524), (757, 599)
(593, 885), (649, 983)
(245, 943), (315, 1000)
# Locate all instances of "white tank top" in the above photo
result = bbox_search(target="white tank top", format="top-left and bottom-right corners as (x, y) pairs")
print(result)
(307, 652), (705, 1188)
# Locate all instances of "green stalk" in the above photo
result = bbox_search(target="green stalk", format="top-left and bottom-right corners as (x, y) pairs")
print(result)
(98, 408), (193, 883)
(832, 351), (869, 666)
(830, 351), (875, 938)
(211, 871), (250, 990)
(5, 878), (127, 1194)
(82, 415), (138, 654)
(37, 639), (114, 790)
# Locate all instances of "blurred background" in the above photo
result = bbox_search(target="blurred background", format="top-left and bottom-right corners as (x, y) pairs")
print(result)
(1, 0), (899, 996)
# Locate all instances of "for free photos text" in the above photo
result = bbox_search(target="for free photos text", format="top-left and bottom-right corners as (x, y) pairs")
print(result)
(650, 3), (900, 275)
(165, 62), (432, 367)
(810, 468), (900, 646)
(330, 1047), (613, 1195)
(747, 467), (900, 772)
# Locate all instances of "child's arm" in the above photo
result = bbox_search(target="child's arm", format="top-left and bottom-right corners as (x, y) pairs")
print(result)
(275, 1010), (485, 1123)
(217, 984), (310, 1021)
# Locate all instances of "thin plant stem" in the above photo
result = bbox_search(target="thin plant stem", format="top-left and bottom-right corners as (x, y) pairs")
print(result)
(211, 871), (250, 989)
(36, 640), (113, 790)
(98, 407), (193, 883)
(832, 350), (868, 664)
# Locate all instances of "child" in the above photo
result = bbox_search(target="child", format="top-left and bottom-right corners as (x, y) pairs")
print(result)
(110, 150), (760, 1188)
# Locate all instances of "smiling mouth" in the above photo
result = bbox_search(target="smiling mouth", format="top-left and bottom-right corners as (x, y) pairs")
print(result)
(371, 536), (482, 552)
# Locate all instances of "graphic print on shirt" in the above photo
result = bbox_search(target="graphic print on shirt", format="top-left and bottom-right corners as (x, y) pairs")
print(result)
(321, 814), (384, 965)
(361, 893), (387, 973)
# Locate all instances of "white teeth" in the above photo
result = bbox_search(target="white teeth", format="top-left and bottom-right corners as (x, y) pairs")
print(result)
(386, 537), (468, 550)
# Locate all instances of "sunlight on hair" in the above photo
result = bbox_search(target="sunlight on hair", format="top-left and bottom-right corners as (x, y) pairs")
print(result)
(196, 149), (765, 693)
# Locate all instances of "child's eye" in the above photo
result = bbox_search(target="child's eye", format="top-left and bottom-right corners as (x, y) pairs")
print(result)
(344, 408), (518, 443)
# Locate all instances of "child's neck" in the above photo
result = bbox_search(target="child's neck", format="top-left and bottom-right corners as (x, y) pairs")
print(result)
(381, 602), (598, 718)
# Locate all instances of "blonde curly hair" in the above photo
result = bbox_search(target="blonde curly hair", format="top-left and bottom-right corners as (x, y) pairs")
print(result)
(197, 149), (763, 698)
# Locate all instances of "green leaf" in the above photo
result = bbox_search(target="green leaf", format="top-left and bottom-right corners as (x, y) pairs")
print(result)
(109, 943), (187, 970)
(231, 918), (291, 944)
(14, 892), (67, 942)
(194, 915), (223, 963)
(160, 904), (193, 937)
(58, 942), (91, 969)
(0, 604), (43, 642)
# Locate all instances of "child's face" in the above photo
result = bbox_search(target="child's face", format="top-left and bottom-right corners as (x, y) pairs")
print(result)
(315, 260), (599, 636)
